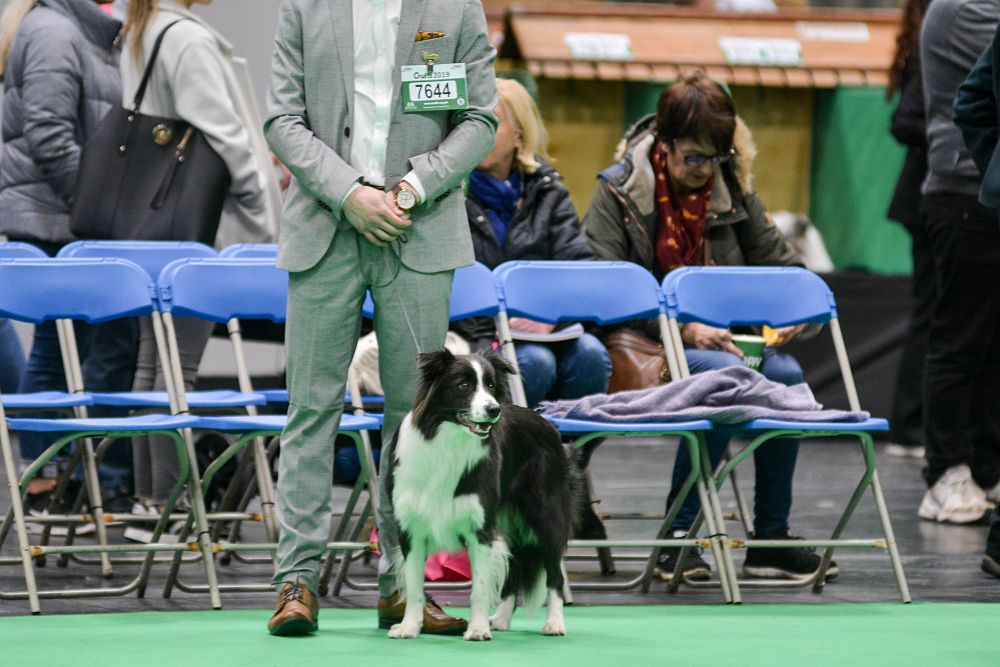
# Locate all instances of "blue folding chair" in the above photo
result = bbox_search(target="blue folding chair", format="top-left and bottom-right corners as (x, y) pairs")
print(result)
(220, 243), (279, 259)
(492, 261), (735, 600)
(662, 266), (911, 602)
(0, 258), (217, 613)
(150, 258), (381, 598)
(57, 241), (268, 413)
(0, 243), (94, 413)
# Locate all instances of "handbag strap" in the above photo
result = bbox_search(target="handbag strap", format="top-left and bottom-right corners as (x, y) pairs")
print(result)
(130, 19), (190, 114)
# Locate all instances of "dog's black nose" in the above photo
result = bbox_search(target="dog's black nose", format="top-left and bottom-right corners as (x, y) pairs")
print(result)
(486, 404), (501, 420)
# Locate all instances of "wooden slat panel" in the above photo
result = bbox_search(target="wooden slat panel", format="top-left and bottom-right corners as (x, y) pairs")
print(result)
(570, 59), (597, 80)
(595, 61), (625, 80)
(810, 69), (839, 88)
(506, 8), (898, 88)
(731, 67), (762, 86)
(757, 67), (789, 87)
(783, 68), (814, 88)
(705, 65), (734, 85)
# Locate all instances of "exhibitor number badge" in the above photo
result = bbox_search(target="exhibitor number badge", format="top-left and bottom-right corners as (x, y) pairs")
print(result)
(401, 63), (468, 112)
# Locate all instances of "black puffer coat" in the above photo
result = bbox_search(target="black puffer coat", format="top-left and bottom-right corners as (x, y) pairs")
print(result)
(455, 160), (594, 344)
(0, 0), (121, 244)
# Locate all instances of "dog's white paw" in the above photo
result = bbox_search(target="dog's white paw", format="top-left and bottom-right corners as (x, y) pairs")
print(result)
(463, 624), (493, 641)
(388, 621), (421, 639)
(488, 614), (511, 631)
(541, 618), (567, 636)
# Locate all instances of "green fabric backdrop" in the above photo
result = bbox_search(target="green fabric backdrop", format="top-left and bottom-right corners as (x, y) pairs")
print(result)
(810, 86), (911, 274)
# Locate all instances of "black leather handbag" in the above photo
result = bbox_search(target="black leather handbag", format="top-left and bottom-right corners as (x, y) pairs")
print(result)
(70, 20), (230, 244)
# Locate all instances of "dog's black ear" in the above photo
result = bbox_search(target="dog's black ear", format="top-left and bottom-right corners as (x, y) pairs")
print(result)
(487, 354), (516, 378)
(417, 349), (454, 378)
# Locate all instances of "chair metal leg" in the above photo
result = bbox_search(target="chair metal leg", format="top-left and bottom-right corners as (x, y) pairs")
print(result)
(725, 448), (754, 537)
(78, 438), (112, 578)
(697, 435), (739, 603)
(1, 424), (41, 614)
(178, 428), (221, 608)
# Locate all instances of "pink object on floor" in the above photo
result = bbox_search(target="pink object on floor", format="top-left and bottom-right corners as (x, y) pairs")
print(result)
(369, 527), (472, 581)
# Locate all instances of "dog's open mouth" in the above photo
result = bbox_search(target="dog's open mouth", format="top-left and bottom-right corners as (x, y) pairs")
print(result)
(456, 412), (497, 438)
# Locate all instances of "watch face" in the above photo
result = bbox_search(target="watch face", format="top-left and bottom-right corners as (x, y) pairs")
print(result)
(396, 188), (417, 210)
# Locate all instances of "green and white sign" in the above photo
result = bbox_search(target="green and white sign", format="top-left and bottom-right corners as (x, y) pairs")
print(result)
(401, 63), (468, 113)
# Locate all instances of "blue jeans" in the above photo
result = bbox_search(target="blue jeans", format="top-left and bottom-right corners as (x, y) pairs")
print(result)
(516, 333), (611, 407)
(0, 318), (25, 393)
(666, 347), (803, 538)
(13, 240), (138, 494)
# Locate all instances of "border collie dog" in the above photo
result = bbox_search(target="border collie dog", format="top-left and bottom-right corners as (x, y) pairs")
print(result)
(385, 350), (581, 641)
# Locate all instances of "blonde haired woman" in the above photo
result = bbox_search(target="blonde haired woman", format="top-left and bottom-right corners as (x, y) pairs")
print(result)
(121, 0), (281, 516)
(455, 77), (610, 407)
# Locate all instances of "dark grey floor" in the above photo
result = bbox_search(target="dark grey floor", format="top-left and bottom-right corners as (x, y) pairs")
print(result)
(2, 435), (998, 617)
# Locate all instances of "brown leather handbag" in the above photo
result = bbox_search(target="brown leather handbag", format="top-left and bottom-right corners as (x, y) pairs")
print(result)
(605, 329), (670, 393)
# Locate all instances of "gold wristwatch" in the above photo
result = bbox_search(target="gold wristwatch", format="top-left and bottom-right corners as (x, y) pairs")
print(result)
(394, 185), (417, 212)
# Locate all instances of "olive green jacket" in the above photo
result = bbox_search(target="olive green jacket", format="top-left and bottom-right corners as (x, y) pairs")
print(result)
(583, 115), (801, 282)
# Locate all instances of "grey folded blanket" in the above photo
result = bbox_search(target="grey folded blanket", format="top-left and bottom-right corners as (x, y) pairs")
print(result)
(538, 366), (869, 424)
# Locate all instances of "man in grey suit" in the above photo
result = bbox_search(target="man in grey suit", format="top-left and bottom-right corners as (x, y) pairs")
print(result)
(263, 0), (497, 636)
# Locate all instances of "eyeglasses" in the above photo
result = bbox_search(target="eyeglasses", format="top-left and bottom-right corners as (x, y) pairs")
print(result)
(670, 141), (734, 167)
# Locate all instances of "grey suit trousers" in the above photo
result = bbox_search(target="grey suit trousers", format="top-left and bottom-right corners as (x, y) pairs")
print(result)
(273, 221), (453, 595)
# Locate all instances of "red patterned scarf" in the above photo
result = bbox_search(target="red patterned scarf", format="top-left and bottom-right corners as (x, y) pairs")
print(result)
(651, 141), (713, 273)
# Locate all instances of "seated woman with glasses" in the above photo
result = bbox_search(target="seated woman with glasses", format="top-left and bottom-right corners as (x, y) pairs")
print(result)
(584, 71), (834, 584)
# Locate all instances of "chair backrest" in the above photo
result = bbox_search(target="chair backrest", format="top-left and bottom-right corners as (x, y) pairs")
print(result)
(661, 266), (836, 328)
(58, 240), (217, 287)
(494, 260), (662, 324)
(157, 258), (288, 323)
(0, 258), (155, 324)
(361, 262), (499, 320)
(0, 241), (46, 260)
(220, 243), (278, 259)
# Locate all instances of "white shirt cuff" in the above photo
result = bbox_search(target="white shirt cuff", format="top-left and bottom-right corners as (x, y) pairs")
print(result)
(401, 171), (426, 204)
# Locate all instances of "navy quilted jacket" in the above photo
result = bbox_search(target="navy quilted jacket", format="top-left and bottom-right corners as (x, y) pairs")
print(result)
(0, 0), (121, 244)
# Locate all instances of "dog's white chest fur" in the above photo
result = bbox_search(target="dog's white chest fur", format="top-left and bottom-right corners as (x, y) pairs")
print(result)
(392, 416), (490, 553)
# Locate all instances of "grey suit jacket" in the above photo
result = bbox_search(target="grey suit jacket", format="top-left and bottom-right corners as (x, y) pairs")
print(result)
(265, 0), (498, 273)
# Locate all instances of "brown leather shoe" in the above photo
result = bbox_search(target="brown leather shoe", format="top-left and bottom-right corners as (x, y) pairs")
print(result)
(268, 582), (318, 636)
(377, 592), (467, 635)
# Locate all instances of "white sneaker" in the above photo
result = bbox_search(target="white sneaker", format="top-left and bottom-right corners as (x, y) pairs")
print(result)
(918, 464), (993, 523)
(885, 443), (925, 459)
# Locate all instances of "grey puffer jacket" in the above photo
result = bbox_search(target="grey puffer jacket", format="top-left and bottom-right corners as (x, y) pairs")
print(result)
(0, 0), (122, 244)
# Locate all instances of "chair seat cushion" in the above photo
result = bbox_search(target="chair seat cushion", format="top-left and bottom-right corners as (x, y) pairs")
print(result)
(738, 417), (889, 432)
(6, 413), (199, 433)
(1, 391), (93, 409)
(543, 416), (714, 433)
(90, 390), (267, 408)
(193, 413), (380, 433)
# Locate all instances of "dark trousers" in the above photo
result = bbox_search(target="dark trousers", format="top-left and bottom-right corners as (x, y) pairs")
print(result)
(889, 213), (936, 446)
(922, 194), (1000, 489)
(988, 508), (1000, 560)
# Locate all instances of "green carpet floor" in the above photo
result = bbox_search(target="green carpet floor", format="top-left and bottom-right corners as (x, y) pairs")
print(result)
(3, 603), (999, 667)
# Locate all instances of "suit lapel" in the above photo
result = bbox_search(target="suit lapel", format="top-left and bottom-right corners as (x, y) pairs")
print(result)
(328, 0), (355, 107)
(394, 0), (427, 73)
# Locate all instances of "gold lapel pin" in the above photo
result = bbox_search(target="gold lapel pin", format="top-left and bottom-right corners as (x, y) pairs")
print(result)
(152, 123), (173, 146)
(422, 51), (438, 73)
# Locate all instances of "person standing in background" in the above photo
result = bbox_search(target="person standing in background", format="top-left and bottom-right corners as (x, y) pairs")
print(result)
(917, 0), (1000, 524)
(954, 19), (1000, 577)
(0, 0), (134, 507)
(885, 0), (935, 461)
(264, 0), (497, 637)
(119, 0), (280, 522)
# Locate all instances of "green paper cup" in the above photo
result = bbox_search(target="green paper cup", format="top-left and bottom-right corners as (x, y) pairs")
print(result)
(731, 334), (765, 370)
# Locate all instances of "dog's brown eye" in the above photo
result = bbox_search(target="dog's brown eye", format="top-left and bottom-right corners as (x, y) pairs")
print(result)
(487, 381), (495, 390)
(458, 381), (471, 391)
